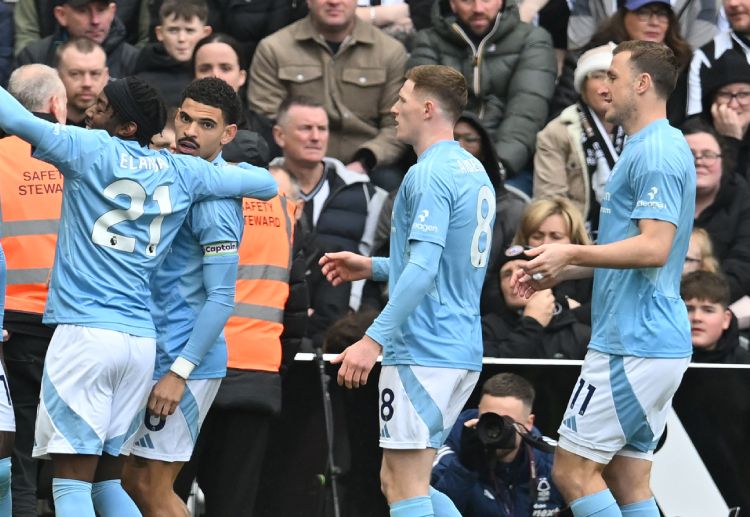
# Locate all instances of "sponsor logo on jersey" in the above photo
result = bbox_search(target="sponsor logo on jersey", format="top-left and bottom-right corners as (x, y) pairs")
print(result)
(202, 241), (238, 256)
(413, 209), (438, 232)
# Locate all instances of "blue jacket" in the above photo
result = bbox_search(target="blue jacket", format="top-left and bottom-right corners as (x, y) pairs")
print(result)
(431, 409), (565, 517)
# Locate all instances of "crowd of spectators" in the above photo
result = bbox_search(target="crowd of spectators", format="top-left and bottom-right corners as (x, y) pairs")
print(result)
(2, 0), (750, 371)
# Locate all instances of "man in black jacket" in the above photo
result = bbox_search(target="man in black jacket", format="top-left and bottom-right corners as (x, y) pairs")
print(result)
(15, 0), (138, 79)
(682, 270), (750, 364)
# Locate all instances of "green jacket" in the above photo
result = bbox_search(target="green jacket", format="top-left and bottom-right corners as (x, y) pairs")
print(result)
(408, 0), (557, 176)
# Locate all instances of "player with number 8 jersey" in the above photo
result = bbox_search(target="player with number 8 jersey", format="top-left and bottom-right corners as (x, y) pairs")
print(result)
(0, 76), (277, 517)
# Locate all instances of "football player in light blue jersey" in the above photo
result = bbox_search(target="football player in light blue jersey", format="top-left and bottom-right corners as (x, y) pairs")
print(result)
(121, 77), (245, 516)
(513, 42), (695, 517)
(0, 74), (277, 517)
(320, 65), (495, 517)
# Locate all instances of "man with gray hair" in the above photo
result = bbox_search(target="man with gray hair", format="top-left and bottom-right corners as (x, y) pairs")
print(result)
(0, 63), (67, 516)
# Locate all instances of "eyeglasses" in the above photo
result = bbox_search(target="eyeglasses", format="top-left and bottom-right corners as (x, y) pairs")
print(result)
(633, 7), (670, 22)
(691, 151), (721, 165)
(715, 90), (750, 105)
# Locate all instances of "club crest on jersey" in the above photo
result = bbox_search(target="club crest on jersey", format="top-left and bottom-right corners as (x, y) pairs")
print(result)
(202, 241), (238, 256)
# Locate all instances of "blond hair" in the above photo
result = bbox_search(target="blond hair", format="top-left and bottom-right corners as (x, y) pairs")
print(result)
(513, 197), (591, 246)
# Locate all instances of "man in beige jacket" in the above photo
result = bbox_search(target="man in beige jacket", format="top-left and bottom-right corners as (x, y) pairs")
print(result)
(248, 0), (408, 191)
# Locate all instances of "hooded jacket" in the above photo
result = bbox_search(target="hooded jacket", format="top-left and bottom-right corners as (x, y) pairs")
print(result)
(15, 16), (138, 79)
(408, 0), (557, 176)
(692, 313), (750, 364)
(134, 43), (193, 109)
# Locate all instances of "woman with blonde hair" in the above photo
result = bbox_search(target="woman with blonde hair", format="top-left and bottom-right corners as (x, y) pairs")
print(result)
(684, 227), (720, 276)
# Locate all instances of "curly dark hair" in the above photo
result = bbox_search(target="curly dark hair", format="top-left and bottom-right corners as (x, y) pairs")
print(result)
(180, 77), (242, 126)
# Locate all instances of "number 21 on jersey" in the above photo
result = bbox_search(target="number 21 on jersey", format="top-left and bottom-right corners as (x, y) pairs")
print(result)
(91, 179), (173, 256)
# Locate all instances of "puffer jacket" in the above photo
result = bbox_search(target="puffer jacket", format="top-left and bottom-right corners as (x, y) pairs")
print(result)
(134, 43), (193, 109)
(408, 0), (557, 176)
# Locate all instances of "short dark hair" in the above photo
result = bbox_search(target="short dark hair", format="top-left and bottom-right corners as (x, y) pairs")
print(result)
(276, 95), (326, 127)
(481, 373), (535, 409)
(405, 65), (467, 123)
(56, 37), (103, 61)
(159, 0), (208, 23)
(181, 77), (242, 126)
(681, 271), (730, 308)
(613, 40), (678, 99)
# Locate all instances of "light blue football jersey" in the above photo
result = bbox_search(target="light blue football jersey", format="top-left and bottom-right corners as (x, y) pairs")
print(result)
(150, 154), (243, 379)
(590, 119), (695, 358)
(25, 121), (275, 338)
(382, 140), (495, 371)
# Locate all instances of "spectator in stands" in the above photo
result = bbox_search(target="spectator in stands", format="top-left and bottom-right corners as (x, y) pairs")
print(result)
(535, 43), (625, 238)
(14, 0), (148, 51)
(135, 0), (211, 108)
(694, 50), (750, 180)
(56, 38), (109, 126)
(568, 0), (719, 51)
(551, 0), (692, 123)
(682, 117), (750, 303)
(687, 0), (750, 116)
(684, 227), (721, 276)
(0, 2), (12, 87)
(681, 271), (750, 364)
(0, 63), (67, 517)
(512, 197), (594, 325)
(202, 0), (308, 62)
(249, 0), (408, 191)
(15, 0), (139, 78)
(482, 246), (591, 359)
(408, 0), (557, 185)
(272, 96), (387, 348)
(432, 373), (565, 516)
(353, 0), (434, 49)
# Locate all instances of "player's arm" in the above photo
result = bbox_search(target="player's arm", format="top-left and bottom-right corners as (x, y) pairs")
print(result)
(366, 240), (441, 345)
(332, 240), (441, 389)
(149, 258), (238, 419)
(189, 159), (278, 202)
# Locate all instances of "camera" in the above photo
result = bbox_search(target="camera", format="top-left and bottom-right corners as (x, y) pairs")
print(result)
(475, 412), (518, 451)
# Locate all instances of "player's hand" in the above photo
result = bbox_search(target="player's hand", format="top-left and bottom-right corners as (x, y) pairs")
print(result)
(1, 330), (7, 342)
(148, 373), (186, 419)
(319, 252), (372, 286)
(523, 289), (556, 327)
(510, 263), (556, 299)
(331, 335), (382, 389)
(518, 244), (574, 288)
(711, 102), (745, 140)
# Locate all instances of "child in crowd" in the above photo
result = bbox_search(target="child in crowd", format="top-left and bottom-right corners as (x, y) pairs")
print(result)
(681, 271), (750, 364)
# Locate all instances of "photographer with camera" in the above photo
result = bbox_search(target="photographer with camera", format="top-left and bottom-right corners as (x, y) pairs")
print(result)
(432, 373), (565, 516)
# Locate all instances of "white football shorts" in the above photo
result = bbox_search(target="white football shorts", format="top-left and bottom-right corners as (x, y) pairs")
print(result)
(131, 378), (220, 462)
(557, 349), (689, 464)
(378, 365), (479, 450)
(33, 324), (155, 458)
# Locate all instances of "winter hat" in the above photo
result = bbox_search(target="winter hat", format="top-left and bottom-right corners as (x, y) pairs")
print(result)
(701, 50), (750, 114)
(574, 42), (616, 94)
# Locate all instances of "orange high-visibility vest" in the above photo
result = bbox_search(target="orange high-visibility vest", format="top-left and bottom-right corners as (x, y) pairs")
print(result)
(0, 136), (62, 314)
(224, 194), (295, 372)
